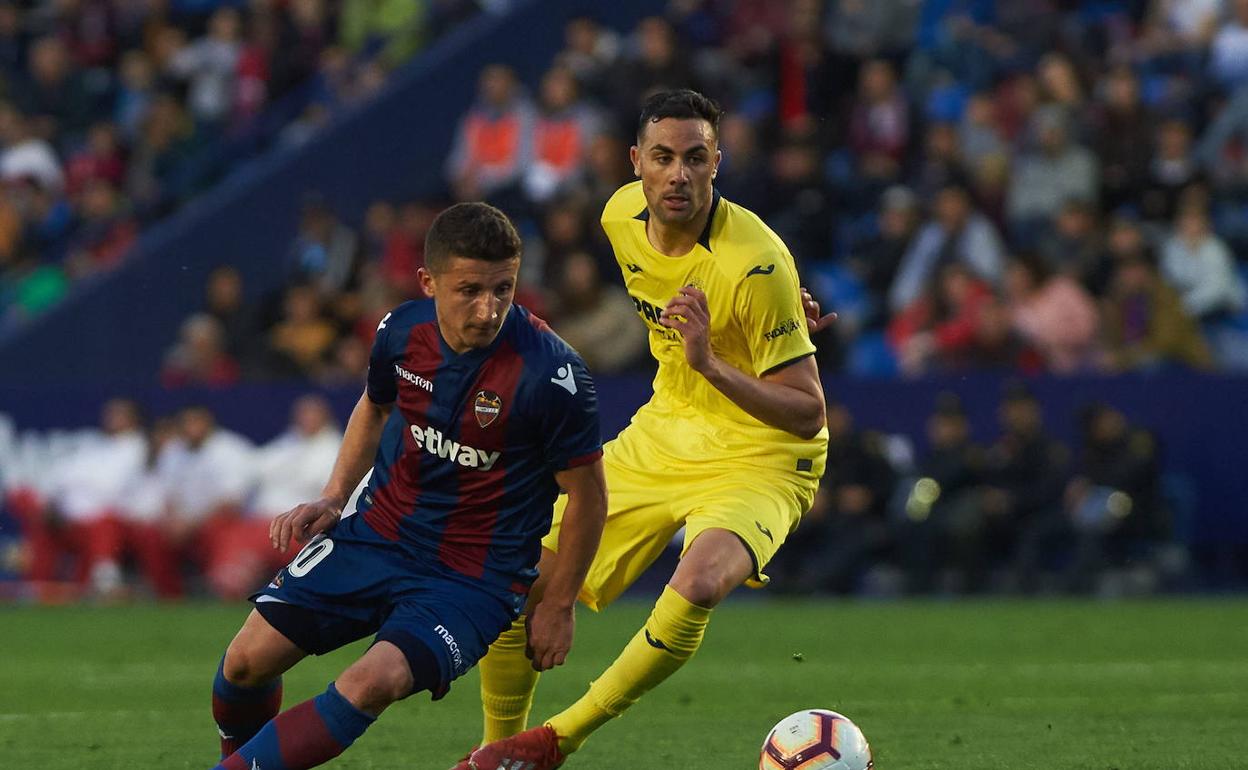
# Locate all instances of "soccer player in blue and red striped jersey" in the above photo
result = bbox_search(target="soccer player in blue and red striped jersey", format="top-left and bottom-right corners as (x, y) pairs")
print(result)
(207, 202), (607, 770)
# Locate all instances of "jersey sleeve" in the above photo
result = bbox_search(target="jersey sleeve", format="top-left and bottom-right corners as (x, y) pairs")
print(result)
(733, 253), (817, 376)
(366, 310), (397, 404)
(538, 355), (603, 471)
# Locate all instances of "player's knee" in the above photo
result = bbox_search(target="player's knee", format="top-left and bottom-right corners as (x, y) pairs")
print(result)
(222, 644), (270, 688)
(337, 666), (411, 713)
(669, 572), (731, 608)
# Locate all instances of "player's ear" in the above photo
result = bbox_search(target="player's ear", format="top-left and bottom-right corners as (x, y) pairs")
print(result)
(629, 144), (641, 177)
(712, 148), (722, 179)
(417, 267), (436, 299)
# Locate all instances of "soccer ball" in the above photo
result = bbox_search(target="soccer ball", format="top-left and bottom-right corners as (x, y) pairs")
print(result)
(759, 709), (873, 770)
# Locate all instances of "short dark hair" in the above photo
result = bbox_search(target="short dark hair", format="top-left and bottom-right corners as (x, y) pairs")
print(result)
(424, 202), (522, 272)
(637, 89), (722, 143)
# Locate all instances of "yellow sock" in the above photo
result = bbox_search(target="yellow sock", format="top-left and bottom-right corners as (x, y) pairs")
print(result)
(547, 586), (712, 754)
(479, 615), (540, 744)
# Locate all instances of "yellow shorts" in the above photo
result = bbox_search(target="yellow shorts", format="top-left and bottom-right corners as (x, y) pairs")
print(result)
(543, 438), (819, 611)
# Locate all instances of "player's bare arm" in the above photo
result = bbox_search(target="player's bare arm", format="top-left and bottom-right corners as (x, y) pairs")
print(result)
(661, 285), (825, 439)
(270, 392), (393, 552)
(525, 459), (607, 672)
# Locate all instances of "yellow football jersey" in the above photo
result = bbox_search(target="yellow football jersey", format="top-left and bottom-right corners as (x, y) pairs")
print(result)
(601, 181), (828, 475)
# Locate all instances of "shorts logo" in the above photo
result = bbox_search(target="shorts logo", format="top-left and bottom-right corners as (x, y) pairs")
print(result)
(434, 623), (465, 673)
(763, 318), (800, 342)
(474, 390), (502, 428)
(755, 521), (774, 542)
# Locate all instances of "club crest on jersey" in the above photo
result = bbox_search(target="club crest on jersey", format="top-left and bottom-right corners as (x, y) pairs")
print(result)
(474, 390), (502, 428)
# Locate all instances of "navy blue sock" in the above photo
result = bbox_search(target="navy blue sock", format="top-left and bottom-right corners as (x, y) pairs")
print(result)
(212, 683), (375, 770)
(212, 656), (282, 759)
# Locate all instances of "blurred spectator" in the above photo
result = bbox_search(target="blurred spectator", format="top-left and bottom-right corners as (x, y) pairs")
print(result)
(446, 64), (535, 205)
(64, 179), (137, 278)
(849, 185), (920, 327)
(1160, 202), (1246, 321)
(847, 59), (910, 183)
(1064, 403), (1167, 592)
(149, 406), (255, 598)
(1141, 118), (1201, 222)
(114, 49), (157, 141)
(978, 383), (1067, 591)
(768, 0), (838, 139)
(910, 121), (967, 202)
(890, 264), (996, 376)
(19, 398), (145, 597)
(714, 113), (771, 215)
(549, 250), (646, 374)
(116, 415), (181, 598)
(14, 36), (93, 140)
(1007, 106), (1098, 238)
(1100, 255), (1214, 371)
(267, 283), (337, 377)
(825, 0), (919, 60)
(0, 104), (64, 192)
(167, 6), (242, 129)
(202, 264), (261, 368)
(1210, 0), (1248, 89)
(211, 394), (341, 598)
(161, 312), (241, 387)
(1093, 67), (1155, 213)
(1005, 254), (1101, 373)
(610, 16), (696, 129)
(377, 200), (435, 299)
(1036, 198), (1104, 285)
(895, 393), (983, 593)
(889, 183), (1005, 313)
(319, 334), (371, 386)
(771, 402), (898, 595)
(958, 91), (1007, 176)
(125, 93), (202, 215)
(65, 122), (126, 197)
(553, 16), (619, 103)
(1134, 0), (1220, 72)
(764, 135), (833, 262)
(287, 195), (359, 297)
(523, 65), (603, 204)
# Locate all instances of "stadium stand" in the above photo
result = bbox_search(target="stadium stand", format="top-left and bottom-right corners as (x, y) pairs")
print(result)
(2, 0), (1248, 599)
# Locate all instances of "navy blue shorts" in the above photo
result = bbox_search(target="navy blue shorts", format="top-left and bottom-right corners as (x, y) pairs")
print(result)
(252, 514), (525, 699)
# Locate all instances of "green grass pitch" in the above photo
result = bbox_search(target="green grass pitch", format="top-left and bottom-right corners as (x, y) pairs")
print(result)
(3, 598), (1246, 769)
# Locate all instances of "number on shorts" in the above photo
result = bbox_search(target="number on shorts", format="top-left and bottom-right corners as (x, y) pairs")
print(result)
(288, 536), (334, 577)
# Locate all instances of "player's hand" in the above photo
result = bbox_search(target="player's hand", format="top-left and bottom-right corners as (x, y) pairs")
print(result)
(660, 285), (714, 373)
(800, 287), (837, 333)
(525, 601), (575, 672)
(270, 498), (342, 552)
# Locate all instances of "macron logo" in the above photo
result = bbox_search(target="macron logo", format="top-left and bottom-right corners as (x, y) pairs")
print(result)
(551, 363), (577, 395)
(395, 364), (433, 392)
(410, 423), (500, 471)
(434, 623), (465, 673)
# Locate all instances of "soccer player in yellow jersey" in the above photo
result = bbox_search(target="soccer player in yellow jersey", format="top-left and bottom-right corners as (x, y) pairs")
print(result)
(453, 89), (829, 770)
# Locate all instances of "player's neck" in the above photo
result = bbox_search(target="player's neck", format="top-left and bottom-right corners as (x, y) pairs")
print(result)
(645, 204), (711, 257)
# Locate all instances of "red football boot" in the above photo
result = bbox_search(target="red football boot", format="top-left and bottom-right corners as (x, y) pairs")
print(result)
(451, 725), (566, 770)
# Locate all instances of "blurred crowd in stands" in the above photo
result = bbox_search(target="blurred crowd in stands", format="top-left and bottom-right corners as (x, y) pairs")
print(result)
(0, 0), (482, 332)
(1, 395), (345, 601)
(0, 382), (1186, 601)
(6, 1), (1245, 600)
